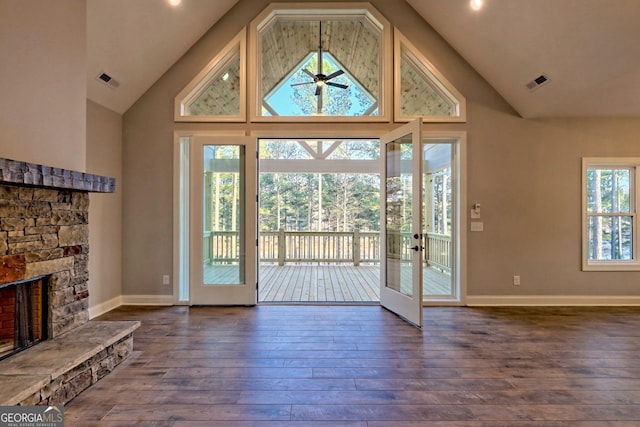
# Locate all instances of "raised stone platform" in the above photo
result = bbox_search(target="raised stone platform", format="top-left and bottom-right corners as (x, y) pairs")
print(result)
(0, 320), (139, 406)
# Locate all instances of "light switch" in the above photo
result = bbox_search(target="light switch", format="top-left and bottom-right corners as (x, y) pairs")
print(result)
(471, 203), (481, 218)
(470, 222), (483, 232)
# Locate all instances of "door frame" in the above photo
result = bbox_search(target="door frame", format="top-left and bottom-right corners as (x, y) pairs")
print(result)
(173, 130), (466, 306)
(189, 135), (257, 305)
(422, 131), (467, 306)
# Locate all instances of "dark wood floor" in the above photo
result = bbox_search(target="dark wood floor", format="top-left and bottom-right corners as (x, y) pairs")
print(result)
(65, 305), (640, 426)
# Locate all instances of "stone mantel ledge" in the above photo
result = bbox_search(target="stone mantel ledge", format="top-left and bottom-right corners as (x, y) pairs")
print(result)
(0, 157), (115, 193)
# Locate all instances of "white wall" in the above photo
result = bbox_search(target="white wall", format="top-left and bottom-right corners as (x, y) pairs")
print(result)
(0, 0), (87, 171)
(86, 100), (123, 317)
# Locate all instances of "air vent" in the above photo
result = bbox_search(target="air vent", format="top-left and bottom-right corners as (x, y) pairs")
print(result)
(526, 73), (550, 91)
(96, 72), (120, 89)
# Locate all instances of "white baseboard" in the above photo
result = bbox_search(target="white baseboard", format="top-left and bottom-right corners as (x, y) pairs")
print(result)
(89, 295), (123, 319)
(466, 295), (640, 306)
(120, 294), (175, 306)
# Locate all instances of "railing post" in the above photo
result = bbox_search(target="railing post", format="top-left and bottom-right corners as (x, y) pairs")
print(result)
(353, 229), (360, 267)
(278, 228), (286, 266)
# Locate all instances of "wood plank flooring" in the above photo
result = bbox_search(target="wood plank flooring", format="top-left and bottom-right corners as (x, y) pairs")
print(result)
(65, 305), (640, 426)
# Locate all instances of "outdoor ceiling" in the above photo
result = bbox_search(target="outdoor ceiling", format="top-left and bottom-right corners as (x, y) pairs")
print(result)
(260, 20), (379, 98)
(87, 0), (640, 118)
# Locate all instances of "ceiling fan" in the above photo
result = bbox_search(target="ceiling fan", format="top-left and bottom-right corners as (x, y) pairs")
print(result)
(291, 21), (349, 100)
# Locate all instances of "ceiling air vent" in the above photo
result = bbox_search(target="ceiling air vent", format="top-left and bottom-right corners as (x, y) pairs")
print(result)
(96, 72), (120, 89)
(526, 74), (550, 91)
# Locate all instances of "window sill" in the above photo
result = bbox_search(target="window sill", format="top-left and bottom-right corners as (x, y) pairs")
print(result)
(583, 262), (640, 272)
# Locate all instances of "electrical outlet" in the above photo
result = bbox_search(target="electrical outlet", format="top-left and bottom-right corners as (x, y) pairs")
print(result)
(162, 275), (170, 285)
(513, 275), (520, 286)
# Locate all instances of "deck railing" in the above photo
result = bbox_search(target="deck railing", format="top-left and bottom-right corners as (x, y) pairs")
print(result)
(426, 232), (451, 272)
(204, 229), (451, 270)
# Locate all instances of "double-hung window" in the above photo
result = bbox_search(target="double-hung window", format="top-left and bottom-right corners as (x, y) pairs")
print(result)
(582, 158), (640, 271)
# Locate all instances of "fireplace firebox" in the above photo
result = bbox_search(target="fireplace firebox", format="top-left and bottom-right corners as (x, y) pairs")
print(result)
(0, 275), (48, 361)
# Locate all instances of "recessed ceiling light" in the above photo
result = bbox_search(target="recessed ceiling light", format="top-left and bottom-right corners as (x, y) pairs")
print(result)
(168, 0), (181, 7)
(470, 0), (483, 11)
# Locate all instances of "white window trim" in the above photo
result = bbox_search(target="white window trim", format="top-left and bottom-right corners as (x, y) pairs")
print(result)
(248, 3), (392, 123)
(393, 29), (466, 123)
(174, 28), (246, 122)
(582, 157), (640, 271)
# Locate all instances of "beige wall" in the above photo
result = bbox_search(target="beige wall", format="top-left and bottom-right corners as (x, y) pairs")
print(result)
(468, 106), (640, 299)
(122, 0), (640, 300)
(0, 0), (87, 171)
(0, 2), (124, 313)
(87, 100), (123, 316)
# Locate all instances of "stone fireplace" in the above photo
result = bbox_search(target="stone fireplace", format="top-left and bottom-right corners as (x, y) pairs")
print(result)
(0, 167), (100, 339)
(0, 157), (139, 406)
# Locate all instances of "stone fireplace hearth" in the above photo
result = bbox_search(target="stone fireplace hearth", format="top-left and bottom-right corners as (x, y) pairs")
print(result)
(0, 157), (139, 406)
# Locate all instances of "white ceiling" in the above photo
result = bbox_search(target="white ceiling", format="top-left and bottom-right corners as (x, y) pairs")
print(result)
(87, 0), (237, 114)
(87, 0), (640, 118)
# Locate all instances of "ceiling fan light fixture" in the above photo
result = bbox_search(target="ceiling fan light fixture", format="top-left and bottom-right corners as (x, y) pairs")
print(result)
(290, 21), (348, 99)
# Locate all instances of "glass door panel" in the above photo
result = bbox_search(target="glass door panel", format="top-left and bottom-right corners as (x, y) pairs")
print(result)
(380, 119), (423, 327)
(422, 141), (455, 299)
(385, 140), (414, 297)
(202, 145), (244, 286)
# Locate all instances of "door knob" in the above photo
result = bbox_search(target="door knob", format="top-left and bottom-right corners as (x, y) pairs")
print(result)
(411, 245), (424, 252)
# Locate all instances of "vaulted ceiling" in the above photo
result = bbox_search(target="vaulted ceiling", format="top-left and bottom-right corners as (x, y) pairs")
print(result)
(87, 0), (640, 118)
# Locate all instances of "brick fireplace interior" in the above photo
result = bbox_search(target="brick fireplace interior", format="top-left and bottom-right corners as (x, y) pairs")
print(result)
(0, 275), (48, 360)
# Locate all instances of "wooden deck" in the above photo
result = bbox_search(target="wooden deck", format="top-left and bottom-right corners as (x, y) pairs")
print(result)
(204, 263), (452, 302)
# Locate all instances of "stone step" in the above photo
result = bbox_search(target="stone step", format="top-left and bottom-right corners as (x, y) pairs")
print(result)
(0, 320), (139, 406)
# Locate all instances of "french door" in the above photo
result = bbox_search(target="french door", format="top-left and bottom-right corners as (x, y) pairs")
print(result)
(189, 136), (257, 305)
(380, 119), (423, 327)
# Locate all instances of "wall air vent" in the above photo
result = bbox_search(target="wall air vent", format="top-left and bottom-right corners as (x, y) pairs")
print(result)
(526, 74), (550, 91)
(96, 72), (120, 89)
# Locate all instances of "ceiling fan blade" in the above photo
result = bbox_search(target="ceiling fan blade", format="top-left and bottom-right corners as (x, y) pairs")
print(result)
(302, 68), (316, 79)
(290, 81), (315, 87)
(326, 82), (348, 89)
(325, 70), (344, 80)
(315, 84), (322, 96)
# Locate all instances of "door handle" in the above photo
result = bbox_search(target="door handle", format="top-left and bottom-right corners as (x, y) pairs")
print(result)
(411, 245), (424, 252)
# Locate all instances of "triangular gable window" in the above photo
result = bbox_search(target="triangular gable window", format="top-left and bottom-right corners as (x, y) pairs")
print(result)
(394, 29), (466, 122)
(174, 29), (246, 122)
